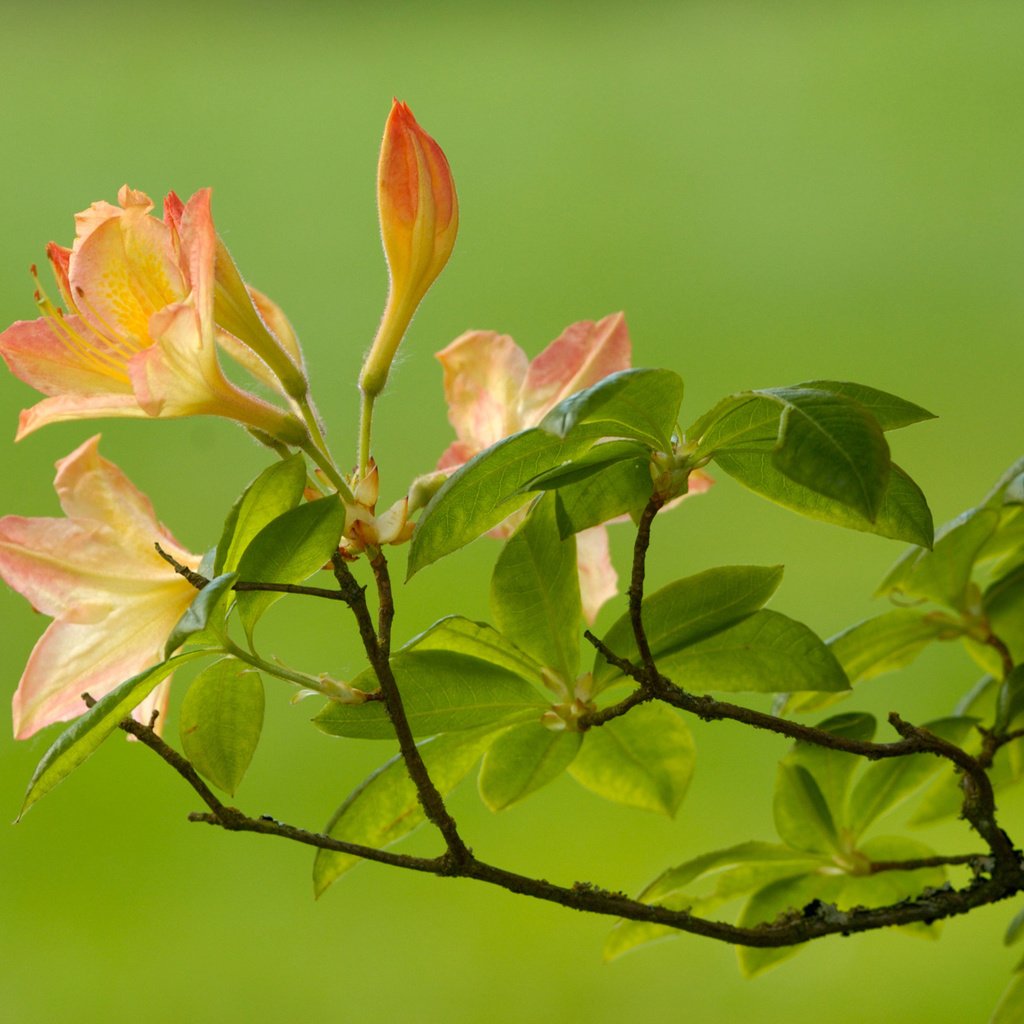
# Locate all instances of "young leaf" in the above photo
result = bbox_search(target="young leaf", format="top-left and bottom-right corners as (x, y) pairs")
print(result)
(783, 712), (876, 824)
(478, 722), (582, 811)
(164, 572), (238, 657)
(552, 455), (654, 537)
(568, 703), (695, 816)
(214, 454), (307, 575)
(313, 726), (501, 896)
(491, 494), (581, 682)
(689, 393), (781, 453)
(538, 368), (684, 451)
(767, 387), (891, 522)
(593, 564), (785, 690)
(878, 506), (1001, 611)
(408, 428), (591, 577)
(794, 381), (935, 431)
(736, 872), (845, 977)
(518, 439), (650, 492)
(18, 651), (209, 818)
(713, 450), (933, 548)
(235, 495), (345, 646)
(847, 716), (975, 836)
(312, 650), (548, 739)
(403, 616), (544, 682)
(179, 657), (264, 796)
(649, 610), (849, 695)
(773, 763), (840, 855)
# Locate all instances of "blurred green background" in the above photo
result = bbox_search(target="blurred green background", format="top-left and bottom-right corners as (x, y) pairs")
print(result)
(1, 2), (1022, 1021)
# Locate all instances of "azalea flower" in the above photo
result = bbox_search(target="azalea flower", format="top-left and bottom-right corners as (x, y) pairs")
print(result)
(0, 186), (306, 444)
(337, 459), (414, 558)
(0, 436), (200, 738)
(435, 312), (712, 622)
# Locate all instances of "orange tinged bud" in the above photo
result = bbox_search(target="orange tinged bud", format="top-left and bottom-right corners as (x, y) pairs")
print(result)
(360, 100), (458, 399)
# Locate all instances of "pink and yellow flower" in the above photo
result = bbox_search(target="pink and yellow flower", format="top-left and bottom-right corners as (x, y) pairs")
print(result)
(435, 312), (712, 621)
(0, 186), (306, 443)
(0, 436), (200, 738)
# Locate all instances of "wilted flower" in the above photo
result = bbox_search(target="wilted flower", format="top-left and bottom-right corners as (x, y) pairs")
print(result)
(434, 312), (712, 621)
(360, 100), (458, 400)
(0, 436), (200, 738)
(0, 186), (306, 443)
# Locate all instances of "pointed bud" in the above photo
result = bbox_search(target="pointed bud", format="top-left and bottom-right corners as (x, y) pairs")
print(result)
(360, 100), (458, 398)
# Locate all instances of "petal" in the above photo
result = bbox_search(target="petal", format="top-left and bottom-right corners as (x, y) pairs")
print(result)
(519, 312), (632, 426)
(15, 393), (143, 440)
(575, 526), (619, 625)
(248, 284), (305, 369)
(11, 582), (194, 738)
(436, 330), (528, 462)
(46, 243), (74, 308)
(0, 316), (135, 398)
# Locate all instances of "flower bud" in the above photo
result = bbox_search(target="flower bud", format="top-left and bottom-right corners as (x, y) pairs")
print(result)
(360, 100), (458, 398)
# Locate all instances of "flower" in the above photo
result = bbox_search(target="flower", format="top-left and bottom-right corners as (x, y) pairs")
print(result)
(337, 459), (414, 557)
(0, 436), (200, 738)
(0, 186), (306, 443)
(434, 312), (712, 622)
(360, 100), (458, 399)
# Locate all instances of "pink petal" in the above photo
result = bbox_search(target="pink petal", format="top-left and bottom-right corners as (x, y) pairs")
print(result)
(435, 331), (529, 464)
(15, 393), (143, 440)
(575, 525), (619, 624)
(519, 312), (632, 426)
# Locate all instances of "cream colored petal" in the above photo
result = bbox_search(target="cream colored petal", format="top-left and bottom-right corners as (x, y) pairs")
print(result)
(15, 393), (143, 440)
(519, 312), (632, 426)
(575, 526), (619, 625)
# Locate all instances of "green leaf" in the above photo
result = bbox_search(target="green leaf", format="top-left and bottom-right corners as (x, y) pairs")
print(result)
(878, 506), (1001, 611)
(766, 387), (891, 521)
(18, 651), (209, 818)
(991, 972), (1024, 1024)
(689, 393), (782, 453)
(538, 368), (684, 451)
(491, 494), (581, 681)
(737, 872), (845, 977)
(408, 428), (591, 577)
(519, 439), (650, 491)
(773, 763), (840, 854)
(214, 454), (307, 575)
(605, 842), (821, 961)
(650, 609), (849, 694)
(848, 716), (975, 836)
(568, 703), (695, 816)
(403, 616), (544, 682)
(164, 572), (238, 657)
(312, 650), (548, 739)
(1004, 905), (1024, 946)
(554, 456), (654, 537)
(235, 495), (345, 646)
(986, 564), (1024, 664)
(783, 712), (876, 825)
(313, 726), (500, 896)
(714, 450), (933, 548)
(998, 665), (1024, 733)
(593, 564), (784, 690)
(478, 722), (582, 810)
(179, 658), (264, 796)
(794, 381), (936, 430)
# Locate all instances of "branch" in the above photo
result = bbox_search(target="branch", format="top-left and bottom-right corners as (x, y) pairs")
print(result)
(627, 496), (664, 681)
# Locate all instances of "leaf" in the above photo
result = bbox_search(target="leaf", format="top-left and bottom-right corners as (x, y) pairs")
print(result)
(164, 572), (238, 657)
(519, 439), (650, 491)
(313, 726), (501, 896)
(553, 456), (654, 537)
(767, 387), (891, 521)
(538, 368), (684, 451)
(848, 717), (976, 836)
(18, 651), (209, 818)
(783, 712), (877, 826)
(1004, 905), (1024, 946)
(491, 494), (581, 681)
(714, 450), (933, 548)
(312, 650), (548, 739)
(985, 564), (1024, 664)
(478, 722), (582, 810)
(179, 658), (264, 796)
(689, 393), (782, 453)
(235, 495), (345, 646)
(403, 616), (544, 682)
(736, 872), (846, 977)
(773, 763), (840, 854)
(794, 381), (936, 430)
(408, 428), (591, 577)
(991, 972), (1024, 1024)
(650, 609), (849, 694)
(593, 564), (785, 690)
(605, 842), (823, 962)
(568, 703), (695, 816)
(214, 454), (307, 575)
(878, 506), (1001, 611)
